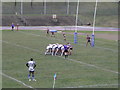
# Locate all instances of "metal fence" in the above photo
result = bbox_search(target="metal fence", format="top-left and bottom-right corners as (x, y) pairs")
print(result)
(2, 2), (78, 15)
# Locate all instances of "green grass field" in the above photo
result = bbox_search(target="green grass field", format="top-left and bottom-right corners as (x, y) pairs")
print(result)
(2, 30), (118, 88)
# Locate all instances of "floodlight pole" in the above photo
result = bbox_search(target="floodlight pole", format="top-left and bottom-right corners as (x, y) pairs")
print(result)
(91, 0), (98, 47)
(44, 0), (47, 14)
(31, 0), (33, 7)
(21, 0), (23, 15)
(67, 0), (70, 15)
(74, 0), (79, 44)
(15, 0), (16, 6)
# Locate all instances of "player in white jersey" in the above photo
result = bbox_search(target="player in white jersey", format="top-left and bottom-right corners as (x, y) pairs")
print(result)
(26, 58), (36, 81)
(45, 44), (54, 55)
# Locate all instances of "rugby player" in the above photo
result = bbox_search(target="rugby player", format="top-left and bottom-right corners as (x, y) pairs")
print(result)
(46, 28), (49, 36)
(11, 23), (15, 31)
(26, 58), (36, 81)
(63, 45), (69, 59)
(86, 35), (91, 47)
(62, 32), (66, 41)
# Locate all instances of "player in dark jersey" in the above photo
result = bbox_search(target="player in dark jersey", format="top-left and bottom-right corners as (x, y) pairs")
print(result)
(51, 32), (55, 37)
(46, 28), (49, 36)
(16, 23), (19, 31)
(86, 35), (91, 47)
(11, 23), (15, 31)
(67, 42), (73, 55)
(62, 32), (66, 41)
(64, 45), (69, 59)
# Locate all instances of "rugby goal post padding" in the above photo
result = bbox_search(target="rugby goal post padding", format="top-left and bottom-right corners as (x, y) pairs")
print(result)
(74, 32), (78, 44)
(91, 34), (95, 47)
(74, 0), (79, 44)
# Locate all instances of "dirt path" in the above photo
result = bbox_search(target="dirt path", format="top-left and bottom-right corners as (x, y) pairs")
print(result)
(66, 32), (118, 41)
(2, 26), (118, 40)
(94, 33), (118, 41)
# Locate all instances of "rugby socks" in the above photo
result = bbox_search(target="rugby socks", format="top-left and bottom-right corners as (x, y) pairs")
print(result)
(28, 74), (36, 81)
(28, 74), (30, 79)
(32, 74), (34, 80)
(65, 55), (68, 59)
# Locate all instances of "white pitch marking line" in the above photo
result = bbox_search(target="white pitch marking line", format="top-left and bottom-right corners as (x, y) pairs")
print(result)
(18, 31), (118, 53)
(58, 56), (119, 74)
(65, 83), (119, 88)
(68, 58), (119, 74)
(2, 40), (40, 53)
(0, 72), (37, 89)
(2, 40), (119, 74)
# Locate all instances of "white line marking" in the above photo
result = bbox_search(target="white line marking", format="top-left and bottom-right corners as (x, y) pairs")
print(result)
(68, 58), (119, 74)
(0, 41), (118, 90)
(2, 40), (119, 74)
(65, 84), (119, 88)
(94, 46), (118, 53)
(1, 40), (39, 89)
(19, 31), (118, 53)
(2, 40), (40, 53)
(58, 56), (119, 74)
(0, 72), (37, 89)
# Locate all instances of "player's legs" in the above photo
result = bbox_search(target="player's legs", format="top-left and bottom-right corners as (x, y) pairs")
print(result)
(45, 49), (49, 55)
(64, 50), (68, 59)
(12, 27), (14, 31)
(61, 49), (64, 56)
(17, 26), (19, 31)
(50, 48), (52, 54)
(88, 40), (91, 46)
(31, 71), (36, 81)
(28, 71), (36, 81)
(46, 31), (49, 36)
(64, 37), (66, 41)
(89, 41), (91, 46)
(51, 32), (55, 37)
(55, 48), (58, 56)
(53, 33), (55, 37)
(86, 41), (88, 47)
(51, 32), (53, 37)
(52, 47), (56, 56)
(69, 49), (72, 55)
(28, 71), (32, 81)
(31, 71), (35, 80)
